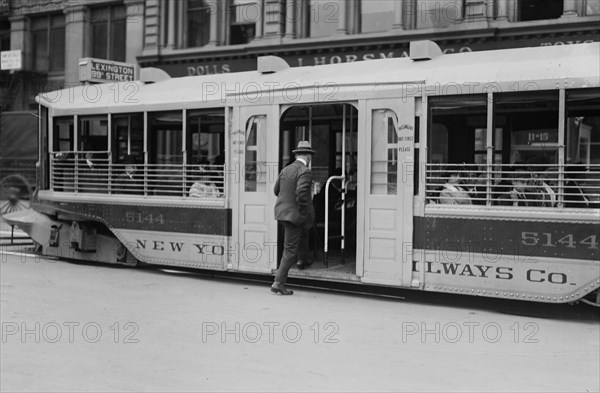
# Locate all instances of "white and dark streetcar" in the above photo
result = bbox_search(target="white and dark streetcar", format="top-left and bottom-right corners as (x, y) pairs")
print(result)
(4, 41), (599, 305)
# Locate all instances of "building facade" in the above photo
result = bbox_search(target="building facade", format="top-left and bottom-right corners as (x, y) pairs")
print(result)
(1, 0), (599, 112)
(1, 0), (144, 112)
(137, 0), (600, 77)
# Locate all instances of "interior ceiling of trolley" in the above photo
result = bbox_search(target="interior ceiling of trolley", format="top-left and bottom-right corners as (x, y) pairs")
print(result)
(37, 43), (600, 114)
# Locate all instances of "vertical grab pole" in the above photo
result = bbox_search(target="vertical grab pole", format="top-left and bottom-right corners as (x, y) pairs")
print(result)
(324, 177), (330, 268)
(324, 175), (344, 268)
(341, 105), (346, 265)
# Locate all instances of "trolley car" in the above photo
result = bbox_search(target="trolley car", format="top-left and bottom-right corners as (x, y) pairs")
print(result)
(4, 41), (599, 305)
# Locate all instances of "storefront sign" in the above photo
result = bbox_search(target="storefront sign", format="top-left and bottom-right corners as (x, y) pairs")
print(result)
(79, 58), (137, 83)
(149, 32), (600, 78)
(1, 50), (22, 71)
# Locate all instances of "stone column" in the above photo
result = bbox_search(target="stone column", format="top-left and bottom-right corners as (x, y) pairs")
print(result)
(124, 0), (145, 64)
(141, 0), (160, 57)
(166, 0), (176, 48)
(208, 0), (218, 46)
(392, 0), (404, 30)
(284, 0), (295, 38)
(336, 0), (347, 35)
(63, 4), (87, 85)
(255, 0), (264, 39)
(495, 0), (509, 21)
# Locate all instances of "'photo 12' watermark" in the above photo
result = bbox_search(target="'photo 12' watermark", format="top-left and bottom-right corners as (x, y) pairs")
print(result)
(401, 321), (540, 344)
(201, 321), (340, 344)
(2, 321), (140, 344)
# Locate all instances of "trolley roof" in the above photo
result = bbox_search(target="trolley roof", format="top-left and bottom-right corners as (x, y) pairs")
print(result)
(38, 42), (600, 115)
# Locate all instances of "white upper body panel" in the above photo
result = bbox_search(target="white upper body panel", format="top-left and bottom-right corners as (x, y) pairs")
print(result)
(38, 43), (600, 116)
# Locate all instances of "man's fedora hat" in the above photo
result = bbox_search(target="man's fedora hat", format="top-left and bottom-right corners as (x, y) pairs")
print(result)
(292, 141), (316, 155)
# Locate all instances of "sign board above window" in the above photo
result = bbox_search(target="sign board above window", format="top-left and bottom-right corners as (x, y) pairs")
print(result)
(1, 50), (22, 71)
(79, 57), (137, 83)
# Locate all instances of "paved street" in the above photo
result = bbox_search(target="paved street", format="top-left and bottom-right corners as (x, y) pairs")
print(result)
(1, 248), (599, 392)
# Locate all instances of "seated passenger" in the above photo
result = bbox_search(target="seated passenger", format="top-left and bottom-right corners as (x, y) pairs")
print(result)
(496, 169), (537, 207)
(463, 168), (486, 205)
(438, 171), (472, 205)
(564, 164), (590, 208)
(527, 174), (556, 207)
(189, 160), (221, 198)
(115, 155), (143, 195)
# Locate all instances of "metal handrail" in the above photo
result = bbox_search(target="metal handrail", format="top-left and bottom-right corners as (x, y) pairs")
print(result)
(425, 163), (599, 208)
(49, 155), (226, 200)
(324, 175), (345, 267)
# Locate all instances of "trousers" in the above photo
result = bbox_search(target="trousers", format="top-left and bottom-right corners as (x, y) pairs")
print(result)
(274, 221), (309, 284)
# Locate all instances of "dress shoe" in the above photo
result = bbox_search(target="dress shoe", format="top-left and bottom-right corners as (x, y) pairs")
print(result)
(271, 283), (293, 295)
(296, 260), (313, 270)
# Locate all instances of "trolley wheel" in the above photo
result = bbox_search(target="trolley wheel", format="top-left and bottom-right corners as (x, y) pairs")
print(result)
(579, 290), (600, 308)
(0, 174), (33, 217)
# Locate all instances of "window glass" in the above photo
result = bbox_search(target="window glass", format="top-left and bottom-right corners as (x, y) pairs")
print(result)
(32, 29), (48, 72)
(0, 19), (10, 52)
(112, 113), (144, 163)
(567, 89), (600, 165)
(245, 115), (266, 192)
(187, 109), (225, 164)
(188, 0), (210, 47)
(587, 0), (600, 15)
(111, 18), (126, 62)
(78, 115), (108, 151)
(519, 0), (563, 21)
(230, 0), (257, 44)
(416, 0), (461, 29)
(53, 117), (74, 152)
(427, 95), (488, 204)
(495, 91), (559, 166)
(49, 15), (65, 71)
(52, 117), (74, 192)
(371, 109), (398, 195)
(148, 111), (183, 165)
(92, 23), (108, 59)
(565, 89), (600, 208)
(91, 5), (127, 61)
(148, 111), (183, 196)
(361, 0), (394, 33)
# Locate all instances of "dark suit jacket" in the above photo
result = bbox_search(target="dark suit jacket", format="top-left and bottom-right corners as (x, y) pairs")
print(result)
(274, 160), (314, 229)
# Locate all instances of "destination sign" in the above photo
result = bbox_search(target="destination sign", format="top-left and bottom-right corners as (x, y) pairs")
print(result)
(79, 57), (137, 83)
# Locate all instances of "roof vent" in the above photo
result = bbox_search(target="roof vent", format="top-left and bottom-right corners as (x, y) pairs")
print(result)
(257, 56), (290, 74)
(140, 67), (171, 83)
(410, 40), (443, 61)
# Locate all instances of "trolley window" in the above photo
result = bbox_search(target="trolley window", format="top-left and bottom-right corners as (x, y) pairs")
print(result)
(186, 109), (225, 164)
(148, 111), (183, 196)
(565, 88), (600, 208)
(78, 115), (108, 151)
(371, 109), (398, 195)
(495, 91), (559, 166)
(426, 95), (488, 204)
(186, 109), (225, 198)
(112, 113), (144, 163)
(149, 111), (183, 165)
(245, 115), (266, 192)
(53, 116), (74, 152)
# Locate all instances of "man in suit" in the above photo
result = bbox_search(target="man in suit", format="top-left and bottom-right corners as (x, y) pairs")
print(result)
(271, 141), (316, 295)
